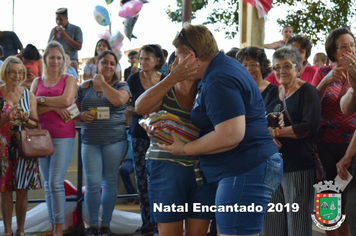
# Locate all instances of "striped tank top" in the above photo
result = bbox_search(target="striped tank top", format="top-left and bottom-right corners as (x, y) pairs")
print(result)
(145, 88), (199, 166)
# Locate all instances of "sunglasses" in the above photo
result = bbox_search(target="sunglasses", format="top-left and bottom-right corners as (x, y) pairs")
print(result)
(178, 29), (197, 57)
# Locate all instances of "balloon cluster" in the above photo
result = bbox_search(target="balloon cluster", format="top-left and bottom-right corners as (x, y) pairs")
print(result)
(98, 30), (124, 60)
(93, 0), (149, 44)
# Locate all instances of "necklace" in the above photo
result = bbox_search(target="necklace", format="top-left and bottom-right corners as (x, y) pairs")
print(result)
(140, 71), (159, 88)
(144, 76), (158, 88)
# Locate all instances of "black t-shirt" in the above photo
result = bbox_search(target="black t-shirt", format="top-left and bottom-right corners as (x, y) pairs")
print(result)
(261, 83), (277, 100)
(264, 82), (321, 172)
(0, 31), (23, 60)
(124, 67), (132, 81)
(127, 72), (166, 139)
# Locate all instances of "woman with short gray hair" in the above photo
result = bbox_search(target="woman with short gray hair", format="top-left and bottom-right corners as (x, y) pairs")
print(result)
(262, 46), (321, 236)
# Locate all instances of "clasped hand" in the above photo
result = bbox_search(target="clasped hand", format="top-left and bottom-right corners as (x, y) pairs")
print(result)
(52, 25), (66, 38)
(340, 52), (356, 89)
(93, 73), (106, 88)
(7, 105), (28, 123)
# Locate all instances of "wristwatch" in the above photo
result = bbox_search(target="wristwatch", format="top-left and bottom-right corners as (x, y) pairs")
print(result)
(40, 96), (45, 104)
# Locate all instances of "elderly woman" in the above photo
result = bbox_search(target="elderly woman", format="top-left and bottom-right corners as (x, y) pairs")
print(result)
(134, 30), (217, 236)
(310, 27), (356, 236)
(156, 23), (282, 236)
(127, 44), (165, 235)
(76, 50), (130, 236)
(0, 57), (41, 236)
(30, 41), (77, 236)
(83, 39), (121, 81)
(236, 46), (273, 99)
(261, 46), (321, 236)
(266, 35), (319, 85)
(337, 50), (356, 236)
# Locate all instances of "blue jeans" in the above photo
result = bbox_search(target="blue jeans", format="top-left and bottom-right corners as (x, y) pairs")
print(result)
(119, 159), (135, 195)
(39, 138), (75, 224)
(147, 160), (217, 223)
(216, 153), (283, 235)
(82, 141), (127, 226)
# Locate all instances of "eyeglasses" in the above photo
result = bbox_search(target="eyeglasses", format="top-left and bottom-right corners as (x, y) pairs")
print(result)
(243, 62), (260, 68)
(177, 29), (197, 57)
(336, 44), (356, 50)
(8, 70), (25, 77)
(273, 64), (296, 72)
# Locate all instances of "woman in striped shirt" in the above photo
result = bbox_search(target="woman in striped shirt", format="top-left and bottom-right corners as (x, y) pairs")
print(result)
(0, 56), (41, 236)
(75, 50), (130, 236)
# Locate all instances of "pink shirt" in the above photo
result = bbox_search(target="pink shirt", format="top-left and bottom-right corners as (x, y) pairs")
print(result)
(16, 54), (39, 76)
(265, 65), (320, 86)
(36, 74), (75, 138)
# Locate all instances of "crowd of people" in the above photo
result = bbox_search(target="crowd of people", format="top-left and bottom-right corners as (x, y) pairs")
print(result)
(0, 5), (356, 236)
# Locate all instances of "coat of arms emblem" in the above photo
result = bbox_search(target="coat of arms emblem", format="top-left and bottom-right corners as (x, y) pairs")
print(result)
(311, 181), (346, 230)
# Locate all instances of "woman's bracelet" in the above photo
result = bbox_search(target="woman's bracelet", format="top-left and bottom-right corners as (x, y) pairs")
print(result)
(22, 117), (30, 125)
(272, 128), (280, 138)
(275, 127), (280, 138)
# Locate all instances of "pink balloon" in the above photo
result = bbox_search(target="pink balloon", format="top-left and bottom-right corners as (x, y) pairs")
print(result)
(119, 0), (143, 18)
(98, 30), (111, 41)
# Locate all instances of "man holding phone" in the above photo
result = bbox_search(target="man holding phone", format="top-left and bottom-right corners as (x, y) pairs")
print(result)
(48, 8), (83, 72)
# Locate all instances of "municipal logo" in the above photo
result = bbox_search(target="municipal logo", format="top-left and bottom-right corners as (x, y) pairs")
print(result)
(311, 181), (346, 231)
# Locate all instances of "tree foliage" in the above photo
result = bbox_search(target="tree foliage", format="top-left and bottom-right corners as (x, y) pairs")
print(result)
(166, 0), (239, 38)
(274, 0), (356, 44)
(167, 0), (356, 44)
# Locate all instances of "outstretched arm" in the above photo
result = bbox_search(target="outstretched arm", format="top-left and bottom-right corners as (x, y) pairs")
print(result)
(264, 41), (282, 50)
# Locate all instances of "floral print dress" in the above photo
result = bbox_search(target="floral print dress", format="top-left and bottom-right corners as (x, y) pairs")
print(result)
(0, 89), (41, 192)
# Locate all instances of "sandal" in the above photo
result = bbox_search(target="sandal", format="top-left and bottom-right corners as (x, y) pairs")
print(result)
(15, 231), (25, 236)
(99, 227), (112, 236)
(2, 232), (13, 236)
(85, 226), (98, 236)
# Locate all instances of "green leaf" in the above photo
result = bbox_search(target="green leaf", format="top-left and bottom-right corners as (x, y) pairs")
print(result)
(166, 0), (356, 42)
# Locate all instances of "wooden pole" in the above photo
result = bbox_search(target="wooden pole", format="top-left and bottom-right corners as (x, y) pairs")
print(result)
(182, 0), (192, 25)
(239, 0), (264, 48)
(12, 0), (15, 31)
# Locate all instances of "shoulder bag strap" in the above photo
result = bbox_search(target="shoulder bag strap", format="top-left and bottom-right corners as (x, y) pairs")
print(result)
(281, 90), (294, 125)
(281, 89), (315, 153)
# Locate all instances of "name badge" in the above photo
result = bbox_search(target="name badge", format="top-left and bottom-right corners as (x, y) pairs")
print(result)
(97, 107), (110, 119)
(65, 103), (80, 122)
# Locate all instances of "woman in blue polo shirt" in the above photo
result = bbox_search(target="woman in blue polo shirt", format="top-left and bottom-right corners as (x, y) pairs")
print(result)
(152, 23), (283, 236)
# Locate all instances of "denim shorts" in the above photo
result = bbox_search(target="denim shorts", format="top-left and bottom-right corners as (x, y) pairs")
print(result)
(216, 153), (283, 235)
(146, 160), (217, 223)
